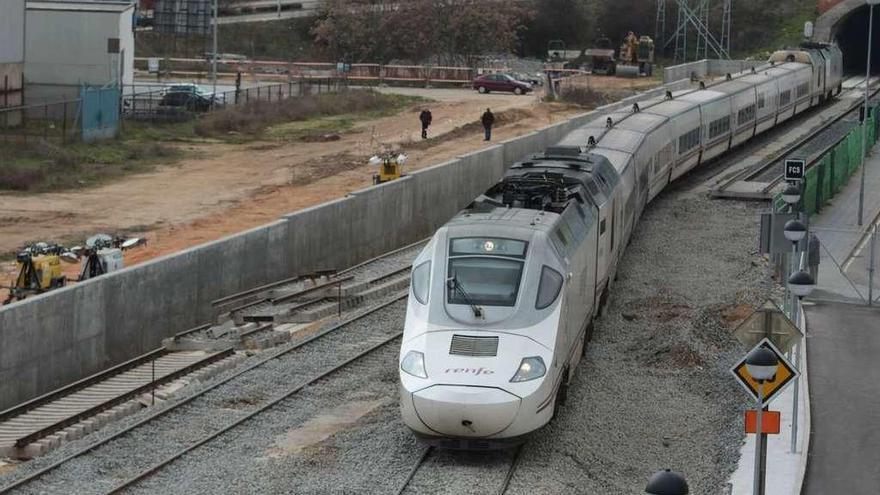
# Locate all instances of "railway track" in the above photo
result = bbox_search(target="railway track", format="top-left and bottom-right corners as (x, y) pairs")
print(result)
(395, 445), (524, 495)
(711, 77), (880, 199)
(0, 346), (238, 460)
(0, 293), (408, 494)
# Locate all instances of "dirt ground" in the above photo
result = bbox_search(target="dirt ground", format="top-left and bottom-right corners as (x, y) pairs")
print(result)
(0, 83), (650, 300)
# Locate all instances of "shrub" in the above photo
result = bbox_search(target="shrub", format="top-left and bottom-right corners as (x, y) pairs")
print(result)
(0, 168), (46, 191)
(194, 89), (414, 137)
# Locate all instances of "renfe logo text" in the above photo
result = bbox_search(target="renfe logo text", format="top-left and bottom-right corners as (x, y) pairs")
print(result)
(444, 367), (494, 375)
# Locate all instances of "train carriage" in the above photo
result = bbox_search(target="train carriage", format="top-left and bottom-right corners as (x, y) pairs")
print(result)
(712, 80), (758, 147)
(399, 42), (844, 447)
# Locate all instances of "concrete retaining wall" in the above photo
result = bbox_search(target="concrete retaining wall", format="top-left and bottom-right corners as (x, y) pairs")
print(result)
(0, 81), (684, 410)
(663, 59), (758, 84)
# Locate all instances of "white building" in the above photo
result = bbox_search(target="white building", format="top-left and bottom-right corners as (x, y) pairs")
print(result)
(0, 0), (26, 123)
(25, 0), (135, 102)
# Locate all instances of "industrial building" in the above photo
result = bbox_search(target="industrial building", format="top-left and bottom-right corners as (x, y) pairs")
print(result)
(0, 0), (26, 125)
(25, 0), (135, 102)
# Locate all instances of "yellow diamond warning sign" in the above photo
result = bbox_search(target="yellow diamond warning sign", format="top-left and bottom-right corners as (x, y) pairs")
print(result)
(730, 338), (799, 406)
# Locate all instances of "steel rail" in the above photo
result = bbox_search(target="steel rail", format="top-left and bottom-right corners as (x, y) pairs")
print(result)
(393, 444), (523, 495)
(210, 274), (305, 307)
(0, 348), (168, 424)
(104, 328), (405, 494)
(497, 445), (524, 495)
(0, 293), (408, 494)
(172, 323), (212, 341)
(336, 238), (429, 277)
(394, 446), (435, 495)
(12, 348), (235, 448)
(271, 275), (354, 305)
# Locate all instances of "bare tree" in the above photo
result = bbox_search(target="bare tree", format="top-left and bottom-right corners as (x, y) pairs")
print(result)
(312, 0), (532, 65)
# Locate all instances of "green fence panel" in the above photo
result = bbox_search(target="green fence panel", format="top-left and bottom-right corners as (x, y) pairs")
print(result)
(834, 142), (844, 195)
(820, 154), (833, 207)
(847, 133), (862, 176)
(832, 141), (845, 194)
(803, 166), (819, 214)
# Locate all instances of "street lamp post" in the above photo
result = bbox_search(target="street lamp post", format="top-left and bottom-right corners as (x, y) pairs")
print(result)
(859, 0), (880, 226)
(211, 0), (218, 109)
(745, 347), (779, 495)
(787, 269), (815, 453)
(645, 469), (689, 495)
(781, 184), (803, 313)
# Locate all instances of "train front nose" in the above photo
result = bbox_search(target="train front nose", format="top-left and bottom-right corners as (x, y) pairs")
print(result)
(411, 385), (520, 437)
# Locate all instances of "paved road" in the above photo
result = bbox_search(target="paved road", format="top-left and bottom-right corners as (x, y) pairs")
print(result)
(803, 301), (880, 494)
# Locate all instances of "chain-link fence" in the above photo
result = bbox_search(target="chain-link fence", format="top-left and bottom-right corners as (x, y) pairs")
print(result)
(810, 226), (879, 306)
(120, 77), (343, 123)
(0, 78), (346, 145)
(0, 99), (83, 145)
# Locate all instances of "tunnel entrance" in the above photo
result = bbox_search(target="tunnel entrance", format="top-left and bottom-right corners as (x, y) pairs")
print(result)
(835, 6), (880, 74)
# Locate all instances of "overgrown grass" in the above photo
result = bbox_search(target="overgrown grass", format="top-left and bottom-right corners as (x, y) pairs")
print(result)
(0, 139), (181, 192)
(0, 90), (423, 192)
(194, 89), (426, 139)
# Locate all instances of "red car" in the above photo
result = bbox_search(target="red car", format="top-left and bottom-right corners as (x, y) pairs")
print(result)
(472, 74), (533, 95)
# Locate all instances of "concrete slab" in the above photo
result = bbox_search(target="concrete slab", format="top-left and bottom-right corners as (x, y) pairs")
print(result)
(802, 301), (880, 494)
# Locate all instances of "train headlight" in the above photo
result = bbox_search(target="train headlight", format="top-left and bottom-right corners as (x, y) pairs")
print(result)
(401, 350), (428, 378)
(510, 357), (546, 382)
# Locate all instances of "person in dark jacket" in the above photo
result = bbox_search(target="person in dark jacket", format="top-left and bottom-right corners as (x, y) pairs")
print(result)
(419, 109), (433, 139)
(481, 108), (495, 141)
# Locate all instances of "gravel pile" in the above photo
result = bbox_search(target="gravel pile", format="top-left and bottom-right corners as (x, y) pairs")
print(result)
(1, 299), (407, 495)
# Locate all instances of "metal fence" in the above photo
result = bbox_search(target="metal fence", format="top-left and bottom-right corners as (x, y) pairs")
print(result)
(809, 226), (878, 306)
(0, 99), (83, 145)
(768, 102), (880, 307)
(0, 78), (344, 144)
(133, 57), (518, 86)
(773, 104), (880, 214)
(121, 77), (344, 122)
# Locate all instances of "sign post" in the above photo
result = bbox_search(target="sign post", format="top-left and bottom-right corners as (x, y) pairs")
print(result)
(731, 338), (800, 495)
(784, 158), (805, 183)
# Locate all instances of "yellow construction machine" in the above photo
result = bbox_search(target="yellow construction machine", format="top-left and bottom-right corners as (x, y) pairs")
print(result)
(3, 242), (77, 304)
(370, 152), (408, 184)
(618, 32), (655, 77)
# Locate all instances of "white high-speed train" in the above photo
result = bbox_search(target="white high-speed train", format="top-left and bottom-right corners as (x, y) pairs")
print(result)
(398, 44), (843, 448)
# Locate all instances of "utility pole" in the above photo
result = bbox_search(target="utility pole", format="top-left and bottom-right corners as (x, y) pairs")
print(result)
(673, 0), (688, 63)
(859, 1), (876, 226)
(656, 0), (667, 54)
(721, 0), (732, 55)
(695, 0), (709, 59)
(211, 0), (218, 106)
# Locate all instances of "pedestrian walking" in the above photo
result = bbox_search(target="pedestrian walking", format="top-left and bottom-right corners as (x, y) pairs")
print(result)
(419, 109), (433, 139)
(235, 71), (242, 104)
(808, 233), (821, 283)
(481, 108), (495, 141)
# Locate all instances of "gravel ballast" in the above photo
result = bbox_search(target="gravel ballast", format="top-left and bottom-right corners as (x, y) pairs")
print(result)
(0, 298), (408, 495)
(0, 164), (772, 494)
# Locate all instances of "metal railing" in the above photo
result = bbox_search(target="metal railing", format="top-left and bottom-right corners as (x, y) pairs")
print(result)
(0, 99), (83, 145)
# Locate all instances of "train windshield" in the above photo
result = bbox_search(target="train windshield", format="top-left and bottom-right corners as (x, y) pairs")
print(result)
(447, 238), (527, 307)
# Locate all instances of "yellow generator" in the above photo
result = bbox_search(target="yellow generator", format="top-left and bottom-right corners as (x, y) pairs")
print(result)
(370, 152), (408, 184)
(4, 243), (74, 304)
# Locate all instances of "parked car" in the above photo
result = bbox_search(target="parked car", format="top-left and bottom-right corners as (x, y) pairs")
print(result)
(158, 84), (221, 112)
(472, 74), (533, 95)
(513, 72), (544, 86)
